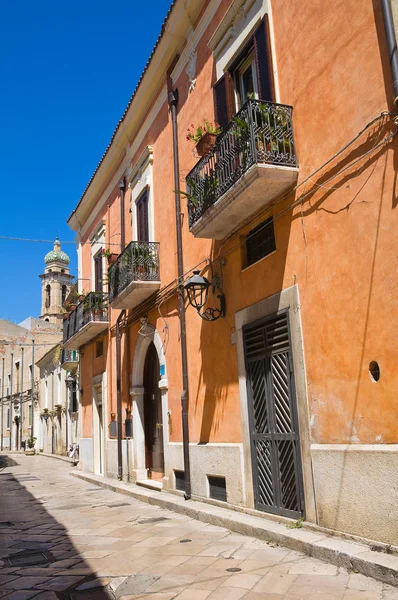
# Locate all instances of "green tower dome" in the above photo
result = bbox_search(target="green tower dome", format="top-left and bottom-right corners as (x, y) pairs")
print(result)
(44, 237), (70, 265)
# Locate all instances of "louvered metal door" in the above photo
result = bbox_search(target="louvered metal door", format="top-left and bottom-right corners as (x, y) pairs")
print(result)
(244, 312), (304, 518)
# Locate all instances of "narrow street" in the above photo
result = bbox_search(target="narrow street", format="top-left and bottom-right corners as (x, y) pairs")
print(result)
(0, 455), (395, 600)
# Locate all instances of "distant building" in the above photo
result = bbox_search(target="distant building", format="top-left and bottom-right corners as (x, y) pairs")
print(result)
(0, 238), (77, 455)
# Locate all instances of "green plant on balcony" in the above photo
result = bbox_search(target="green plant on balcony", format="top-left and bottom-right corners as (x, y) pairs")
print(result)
(256, 102), (292, 155)
(181, 175), (219, 210)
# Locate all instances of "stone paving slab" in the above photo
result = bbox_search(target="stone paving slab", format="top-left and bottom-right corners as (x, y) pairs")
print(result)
(0, 454), (397, 600)
(71, 468), (398, 590)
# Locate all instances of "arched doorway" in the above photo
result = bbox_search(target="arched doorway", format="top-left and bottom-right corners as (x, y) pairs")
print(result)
(143, 342), (164, 479)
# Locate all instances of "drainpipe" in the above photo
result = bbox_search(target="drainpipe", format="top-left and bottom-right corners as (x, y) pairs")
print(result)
(169, 88), (192, 500)
(116, 310), (125, 480)
(381, 0), (398, 104)
(119, 178), (126, 252)
(116, 178), (127, 480)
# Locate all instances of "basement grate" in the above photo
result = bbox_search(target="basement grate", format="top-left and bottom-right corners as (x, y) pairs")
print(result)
(137, 517), (169, 524)
(5, 550), (54, 567)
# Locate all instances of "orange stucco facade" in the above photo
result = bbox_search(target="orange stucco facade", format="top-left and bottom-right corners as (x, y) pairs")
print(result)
(66, 0), (398, 544)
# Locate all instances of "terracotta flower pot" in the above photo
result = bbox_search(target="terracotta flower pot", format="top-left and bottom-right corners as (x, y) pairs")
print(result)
(196, 132), (217, 157)
(107, 253), (119, 266)
(25, 449), (36, 456)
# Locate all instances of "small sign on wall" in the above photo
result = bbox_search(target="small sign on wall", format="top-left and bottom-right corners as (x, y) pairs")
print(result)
(160, 364), (165, 377)
(109, 420), (117, 438)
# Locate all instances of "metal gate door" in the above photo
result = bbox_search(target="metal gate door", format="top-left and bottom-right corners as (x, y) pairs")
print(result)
(243, 311), (304, 518)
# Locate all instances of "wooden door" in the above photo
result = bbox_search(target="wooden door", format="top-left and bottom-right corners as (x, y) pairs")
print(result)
(144, 343), (164, 478)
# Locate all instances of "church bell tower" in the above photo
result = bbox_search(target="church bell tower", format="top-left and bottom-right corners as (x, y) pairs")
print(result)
(39, 238), (74, 326)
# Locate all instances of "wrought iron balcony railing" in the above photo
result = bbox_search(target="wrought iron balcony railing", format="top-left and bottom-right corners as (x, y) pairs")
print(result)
(63, 292), (108, 344)
(108, 241), (160, 304)
(185, 99), (297, 229)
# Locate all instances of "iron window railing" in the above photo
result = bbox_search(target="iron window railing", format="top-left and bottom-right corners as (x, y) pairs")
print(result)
(108, 241), (160, 304)
(63, 292), (108, 344)
(185, 99), (297, 228)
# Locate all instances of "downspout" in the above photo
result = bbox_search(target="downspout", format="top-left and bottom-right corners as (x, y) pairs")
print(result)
(169, 89), (192, 500)
(119, 178), (126, 252)
(116, 178), (127, 481)
(381, 0), (398, 103)
(116, 310), (125, 480)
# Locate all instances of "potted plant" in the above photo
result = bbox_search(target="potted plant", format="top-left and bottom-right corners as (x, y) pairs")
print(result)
(102, 247), (118, 265)
(25, 436), (37, 455)
(187, 118), (221, 157)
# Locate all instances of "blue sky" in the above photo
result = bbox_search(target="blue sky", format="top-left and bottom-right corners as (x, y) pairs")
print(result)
(0, 0), (172, 323)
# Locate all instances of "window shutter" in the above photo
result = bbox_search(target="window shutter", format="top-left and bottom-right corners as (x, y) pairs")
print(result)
(94, 253), (103, 292)
(213, 75), (230, 129)
(137, 190), (149, 242)
(254, 15), (274, 102)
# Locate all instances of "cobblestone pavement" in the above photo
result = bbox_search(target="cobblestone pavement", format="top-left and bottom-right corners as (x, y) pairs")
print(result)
(0, 455), (397, 600)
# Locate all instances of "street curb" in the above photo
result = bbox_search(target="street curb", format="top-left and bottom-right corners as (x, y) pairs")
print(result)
(38, 451), (78, 465)
(70, 470), (398, 588)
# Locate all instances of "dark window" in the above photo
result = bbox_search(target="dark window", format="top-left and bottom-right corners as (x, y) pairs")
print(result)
(208, 475), (227, 502)
(246, 217), (276, 267)
(94, 251), (103, 292)
(136, 190), (149, 242)
(45, 284), (51, 308)
(15, 362), (20, 394)
(174, 470), (185, 491)
(71, 382), (78, 413)
(96, 340), (104, 358)
(61, 285), (67, 305)
(213, 16), (273, 124)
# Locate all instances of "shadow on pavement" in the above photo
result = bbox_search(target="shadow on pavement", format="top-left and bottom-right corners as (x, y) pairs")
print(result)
(0, 454), (114, 599)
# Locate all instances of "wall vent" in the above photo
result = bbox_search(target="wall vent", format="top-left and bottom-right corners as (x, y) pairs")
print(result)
(174, 470), (185, 491)
(208, 475), (227, 502)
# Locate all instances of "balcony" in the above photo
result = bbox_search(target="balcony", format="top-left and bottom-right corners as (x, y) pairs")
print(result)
(185, 99), (299, 239)
(63, 292), (108, 350)
(108, 241), (160, 309)
(60, 349), (78, 370)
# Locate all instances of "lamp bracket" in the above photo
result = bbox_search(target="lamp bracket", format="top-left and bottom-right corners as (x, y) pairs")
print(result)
(197, 294), (226, 322)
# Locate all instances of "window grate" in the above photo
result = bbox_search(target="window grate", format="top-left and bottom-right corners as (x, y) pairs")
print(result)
(246, 217), (276, 267)
(208, 475), (227, 502)
(174, 470), (185, 491)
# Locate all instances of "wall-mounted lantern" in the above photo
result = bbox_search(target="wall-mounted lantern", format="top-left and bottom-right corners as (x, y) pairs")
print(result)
(65, 374), (76, 391)
(184, 270), (226, 322)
